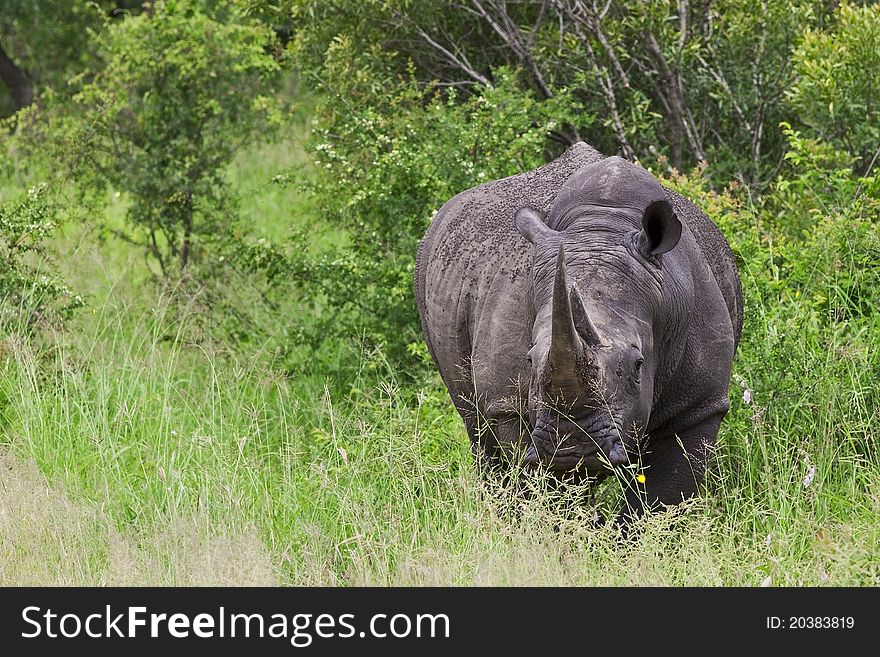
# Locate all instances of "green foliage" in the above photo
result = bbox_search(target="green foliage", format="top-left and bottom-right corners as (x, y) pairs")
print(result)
(52, 0), (282, 278)
(693, 0), (821, 183)
(787, 168), (880, 334)
(271, 58), (580, 364)
(0, 2), (104, 115)
(788, 2), (880, 166)
(766, 122), (861, 237)
(276, 0), (827, 183)
(0, 184), (81, 328)
(231, 0), (874, 367)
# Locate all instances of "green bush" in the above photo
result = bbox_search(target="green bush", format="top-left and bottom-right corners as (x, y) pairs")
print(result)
(272, 0), (826, 182)
(788, 2), (880, 167)
(0, 1), (119, 117)
(0, 184), (80, 329)
(49, 0), (282, 279)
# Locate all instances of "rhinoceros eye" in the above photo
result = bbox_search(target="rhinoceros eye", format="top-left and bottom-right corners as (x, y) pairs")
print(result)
(634, 357), (644, 383)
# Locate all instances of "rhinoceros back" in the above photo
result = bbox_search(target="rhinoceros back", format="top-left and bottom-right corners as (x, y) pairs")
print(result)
(665, 191), (743, 345)
(415, 142), (743, 383)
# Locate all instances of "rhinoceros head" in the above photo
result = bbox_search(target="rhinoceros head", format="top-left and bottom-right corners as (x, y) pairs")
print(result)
(515, 157), (681, 473)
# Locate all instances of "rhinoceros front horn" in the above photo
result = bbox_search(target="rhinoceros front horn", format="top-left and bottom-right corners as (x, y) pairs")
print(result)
(548, 245), (587, 390)
(546, 245), (603, 395)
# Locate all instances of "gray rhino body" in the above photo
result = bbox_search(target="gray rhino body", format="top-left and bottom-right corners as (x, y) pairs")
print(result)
(415, 142), (742, 517)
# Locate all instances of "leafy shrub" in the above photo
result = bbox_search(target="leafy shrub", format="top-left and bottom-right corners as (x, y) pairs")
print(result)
(272, 0), (827, 183)
(766, 122), (861, 238)
(788, 2), (880, 167)
(49, 0), (282, 279)
(0, 184), (81, 329)
(0, 1), (119, 117)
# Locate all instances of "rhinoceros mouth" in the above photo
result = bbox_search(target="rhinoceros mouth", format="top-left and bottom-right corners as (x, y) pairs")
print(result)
(527, 413), (631, 472)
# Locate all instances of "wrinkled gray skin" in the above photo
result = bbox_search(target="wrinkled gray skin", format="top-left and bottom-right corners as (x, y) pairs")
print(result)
(415, 143), (742, 520)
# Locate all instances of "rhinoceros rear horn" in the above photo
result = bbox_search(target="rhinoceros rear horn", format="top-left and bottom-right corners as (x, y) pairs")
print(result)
(639, 199), (681, 256)
(569, 285), (601, 346)
(515, 206), (554, 244)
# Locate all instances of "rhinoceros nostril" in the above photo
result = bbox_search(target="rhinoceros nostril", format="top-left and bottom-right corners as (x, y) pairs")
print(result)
(525, 445), (538, 465)
(608, 442), (628, 466)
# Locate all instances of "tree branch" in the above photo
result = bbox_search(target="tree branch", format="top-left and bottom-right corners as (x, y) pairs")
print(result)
(551, 1), (635, 159)
(643, 30), (705, 163)
(470, 0), (554, 99)
(394, 11), (492, 87)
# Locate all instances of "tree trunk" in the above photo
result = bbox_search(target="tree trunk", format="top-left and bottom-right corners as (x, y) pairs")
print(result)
(0, 41), (34, 111)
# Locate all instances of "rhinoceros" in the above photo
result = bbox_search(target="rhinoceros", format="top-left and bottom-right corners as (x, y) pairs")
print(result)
(414, 142), (742, 518)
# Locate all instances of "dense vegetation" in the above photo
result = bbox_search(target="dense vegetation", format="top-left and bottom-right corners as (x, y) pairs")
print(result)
(0, 0), (877, 585)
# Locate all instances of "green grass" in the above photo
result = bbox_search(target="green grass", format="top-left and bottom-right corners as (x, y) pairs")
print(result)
(1, 127), (878, 586)
(2, 274), (876, 585)
(2, 290), (876, 585)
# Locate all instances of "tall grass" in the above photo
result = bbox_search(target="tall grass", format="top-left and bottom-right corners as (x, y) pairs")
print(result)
(1, 270), (877, 585)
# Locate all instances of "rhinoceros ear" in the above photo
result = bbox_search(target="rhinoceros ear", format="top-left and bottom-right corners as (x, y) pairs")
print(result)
(639, 199), (681, 256)
(515, 206), (553, 244)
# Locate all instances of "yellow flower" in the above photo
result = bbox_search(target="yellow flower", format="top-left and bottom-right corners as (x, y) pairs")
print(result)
(636, 473), (646, 484)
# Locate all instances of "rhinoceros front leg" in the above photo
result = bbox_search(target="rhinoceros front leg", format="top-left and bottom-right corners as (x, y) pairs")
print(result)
(471, 415), (532, 474)
(463, 412), (499, 472)
(616, 411), (724, 524)
(455, 394), (506, 472)
(459, 397), (530, 475)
